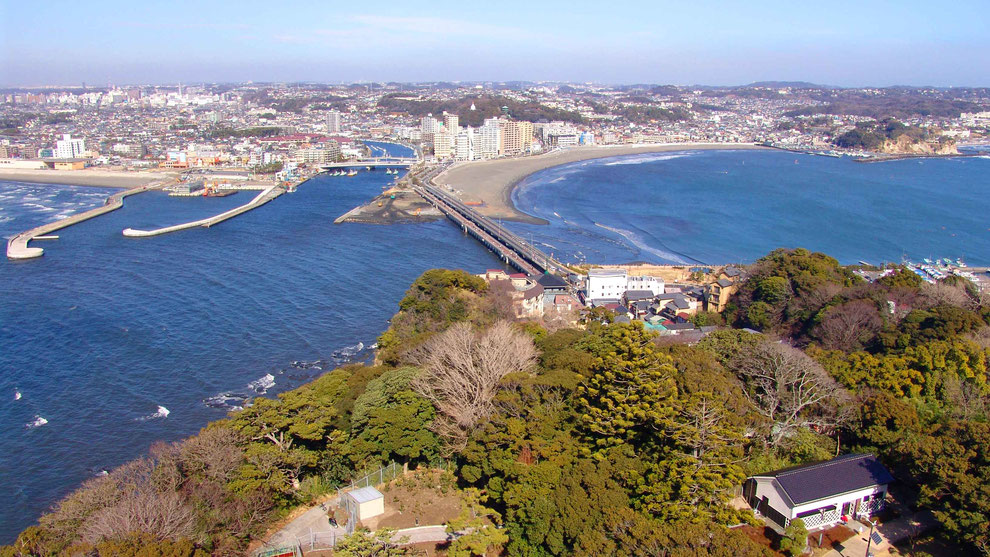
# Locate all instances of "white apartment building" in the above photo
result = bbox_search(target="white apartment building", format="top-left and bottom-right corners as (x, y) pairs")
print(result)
(626, 275), (665, 296)
(421, 115), (441, 135)
(477, 118), (501, 158)
(55, 134), (86, 159)
(587, 268), (628, 303)
(455, 128), (475, 161)
(587, 269), (665, 304)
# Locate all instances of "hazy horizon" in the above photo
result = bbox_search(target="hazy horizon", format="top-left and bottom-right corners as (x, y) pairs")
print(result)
(2, 0), (989, 87)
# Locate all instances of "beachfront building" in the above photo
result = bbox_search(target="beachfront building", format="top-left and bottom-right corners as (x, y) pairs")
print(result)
(627, 274), (665, 296)
(55, 134), (86, 159)
(433, 130), (454, 159)
(744, 454), (893, 531)
(587, 268), (628, 304)
(421, 115), (441, 136)
(455, 128), (475, 161)
(477, 118), (501, 158)
(500, 120), (534, 155)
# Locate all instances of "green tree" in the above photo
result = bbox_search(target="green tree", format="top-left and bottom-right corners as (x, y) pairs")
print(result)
(779, 517), (807, 556)
(576, 324), (678, 452)
(334, 528), (410, 556)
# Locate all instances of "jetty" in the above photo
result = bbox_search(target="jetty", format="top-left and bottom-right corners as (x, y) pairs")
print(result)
(123, 185), (284, 237)
(6, 181), (167, 260)
(412, 180), (567, 276)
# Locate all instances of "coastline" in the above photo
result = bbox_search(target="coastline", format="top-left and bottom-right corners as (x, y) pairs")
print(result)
(0, 168), (172, 189)
(435, 142), (768, 224)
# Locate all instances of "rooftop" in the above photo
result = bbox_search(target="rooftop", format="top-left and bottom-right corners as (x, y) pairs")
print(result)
(753, 454), (894, 506)
(346, 486), (384, 504)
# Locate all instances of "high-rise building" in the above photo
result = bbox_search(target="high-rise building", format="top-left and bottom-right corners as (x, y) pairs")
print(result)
(477, 118), (501, 158)
(55, 134), (86, 159)
(455, 128), (475, 161)
(432, 130), (454, 159)
(499, 120), (533, 155)
(327, 110), (342, 133)
(420, 114), (441, 135)
(443, 112), (459, 134)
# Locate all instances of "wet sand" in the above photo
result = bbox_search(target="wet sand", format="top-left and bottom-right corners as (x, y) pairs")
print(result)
(0, 169), (172, 188)
(434, 143), (766, 223)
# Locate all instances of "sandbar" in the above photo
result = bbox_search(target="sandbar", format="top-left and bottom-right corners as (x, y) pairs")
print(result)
(0, 168), (173, 189)
(434, 142), (767, 224)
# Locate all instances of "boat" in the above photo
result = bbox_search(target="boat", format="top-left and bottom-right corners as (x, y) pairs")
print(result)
(347, 170), (358, 177)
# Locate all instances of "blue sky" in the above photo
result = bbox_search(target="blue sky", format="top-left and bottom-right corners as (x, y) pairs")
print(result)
(1, 0), (988, 86)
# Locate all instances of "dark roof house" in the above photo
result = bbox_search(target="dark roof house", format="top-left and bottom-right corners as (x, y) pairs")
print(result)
(744, 454), (893, 531)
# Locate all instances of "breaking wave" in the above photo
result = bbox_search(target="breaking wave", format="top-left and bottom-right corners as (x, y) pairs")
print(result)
(594, 223), (695, 265)
(26, 416), (48, 429)
(136, 405), (170, 421)
(602, 153), (689, 166)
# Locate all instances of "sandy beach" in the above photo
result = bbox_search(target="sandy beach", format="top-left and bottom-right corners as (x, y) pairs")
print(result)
(0, 168), (173, 188)
(435, 143), (767, 223)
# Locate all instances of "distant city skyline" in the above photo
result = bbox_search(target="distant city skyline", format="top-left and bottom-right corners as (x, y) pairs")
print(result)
(2, 0), (988, 87)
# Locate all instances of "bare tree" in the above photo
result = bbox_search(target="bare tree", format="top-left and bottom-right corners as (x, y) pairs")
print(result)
(81, 489), (196, 543)
(814, 300), (882, 352)
(485, 279), (517, 320)
(179, 425), (244, 484)
(731, 342), (846, 447)
(922, 280), (977, 309)
(413, 321), (538, 451)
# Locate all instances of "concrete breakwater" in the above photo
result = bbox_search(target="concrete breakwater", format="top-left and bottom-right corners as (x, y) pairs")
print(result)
(6, 181), (168, 260)
(123, 185), (283, 237)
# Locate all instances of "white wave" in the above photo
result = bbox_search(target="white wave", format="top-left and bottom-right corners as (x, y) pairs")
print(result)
(96, 470), (109, 477)
(248, 373), (276, 394)
(603, 153), (689, 166)
(136, 405), (170, 421)
(26, 415), (48, 429)
(594, 223), (692, 265)
(332, 342), (364, 359)
(14, 389), (22, 401)
(204, 392), (246, 411)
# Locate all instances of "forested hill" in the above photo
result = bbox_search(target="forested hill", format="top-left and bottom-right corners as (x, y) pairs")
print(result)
(377, 93), (585, 127)
(4, 257), (988, 556)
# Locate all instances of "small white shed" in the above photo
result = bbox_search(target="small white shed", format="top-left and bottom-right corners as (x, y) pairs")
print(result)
(343, 486), (385, 521)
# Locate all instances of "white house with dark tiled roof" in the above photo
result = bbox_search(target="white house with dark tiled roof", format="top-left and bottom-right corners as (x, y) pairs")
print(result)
(743, 454), (894, 531)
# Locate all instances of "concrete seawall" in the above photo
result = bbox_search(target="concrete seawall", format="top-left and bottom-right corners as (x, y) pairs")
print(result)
(6, 181), (167, 260)
(123, 186), (283, 237)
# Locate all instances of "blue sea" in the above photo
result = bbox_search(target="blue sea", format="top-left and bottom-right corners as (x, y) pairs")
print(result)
(2, 146), (989, 541)
(0, 143), (507, 541)
(509, 149), (990, 267)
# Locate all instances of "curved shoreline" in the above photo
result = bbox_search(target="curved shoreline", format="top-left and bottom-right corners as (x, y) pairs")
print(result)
(435, 142), (768, 224)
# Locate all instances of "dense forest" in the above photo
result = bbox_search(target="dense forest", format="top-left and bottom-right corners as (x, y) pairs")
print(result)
(4, 253), (988, 556)
(833, 118), (931, 149)
(376, 94), (585, 127)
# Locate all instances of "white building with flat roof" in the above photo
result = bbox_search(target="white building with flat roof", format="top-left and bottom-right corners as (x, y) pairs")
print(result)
(587, 268), (628, 304)
(55, 134), (85, 159)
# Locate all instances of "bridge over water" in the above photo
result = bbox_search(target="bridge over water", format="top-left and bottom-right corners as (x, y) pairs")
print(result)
(320, 157), (418, 170)
(412, 182), (568, 277)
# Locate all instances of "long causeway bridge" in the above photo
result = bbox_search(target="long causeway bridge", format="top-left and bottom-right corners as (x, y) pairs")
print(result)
(412, 182), (567, 276)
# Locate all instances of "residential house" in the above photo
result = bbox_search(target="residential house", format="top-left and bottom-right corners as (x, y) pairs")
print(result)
(744, 454), (894, 531)
(706, 266), (743, 312)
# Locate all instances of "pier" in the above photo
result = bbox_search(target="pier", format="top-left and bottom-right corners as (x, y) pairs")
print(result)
(123, 185), (284, 237)
(6, 181), (167, 260)
(412, 181), (567, 276)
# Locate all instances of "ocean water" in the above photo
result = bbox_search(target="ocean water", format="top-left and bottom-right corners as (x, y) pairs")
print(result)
(0, 143), (506, 542)
(510, 150), (990, 267)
